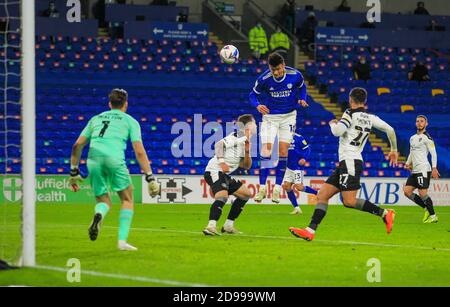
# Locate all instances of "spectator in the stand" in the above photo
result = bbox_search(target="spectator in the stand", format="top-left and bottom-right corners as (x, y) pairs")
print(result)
(297, 12), (318, 52)
(249, 22), (269, 60)
(408, 62), (431, 81)
(42, 1), (60, 18)
(353, 56), (371, 81)
(414, 2), (429, 15)
(176, 9), (189, 23)
(92, 0), (106, 28)
(151, 0), (169, 5)
(279, 0), (296, 34)
(337, 0), (351, 12)
(426, 19), (445, 31)
(426, 19), (438, 31)
(270, 26), (290, 60)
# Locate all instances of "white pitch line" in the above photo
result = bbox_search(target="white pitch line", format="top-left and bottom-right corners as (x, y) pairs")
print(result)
(34, 265), (218, 287)
(36, 223), (450, 253)
(112, 226), (450, 253)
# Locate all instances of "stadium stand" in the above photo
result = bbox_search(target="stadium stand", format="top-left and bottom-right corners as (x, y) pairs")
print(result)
(0, 33), (419, 177)
(304, 45), (449, 176)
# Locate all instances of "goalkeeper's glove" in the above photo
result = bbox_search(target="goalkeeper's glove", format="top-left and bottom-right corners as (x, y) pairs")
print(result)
(145, 173), (160, 197)
(69, 167), (83, 192)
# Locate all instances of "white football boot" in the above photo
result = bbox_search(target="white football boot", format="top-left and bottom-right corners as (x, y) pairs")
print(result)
(254, 186), (267, 203)
(118, 240), (138, 251)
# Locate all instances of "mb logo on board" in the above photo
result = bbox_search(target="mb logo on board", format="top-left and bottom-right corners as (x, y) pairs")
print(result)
(157, 178), (192, 203)
(3, 178), (22, 202)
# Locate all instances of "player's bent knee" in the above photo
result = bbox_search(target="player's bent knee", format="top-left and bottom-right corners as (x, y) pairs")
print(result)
(282, 182), (292, 191)
(279, 149), (289, 157)
(240, 189), (252, 200)
(343, 199), (357, 208)
(215, 191), (229, 200)
(317, 189), (330, 203)
(294, 183), (304, 191)
(403, 186), (413, 197)
(418, 190), (428, 198)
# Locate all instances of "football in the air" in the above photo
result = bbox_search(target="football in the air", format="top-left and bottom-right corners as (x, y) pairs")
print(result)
(220, 45), (239, 64)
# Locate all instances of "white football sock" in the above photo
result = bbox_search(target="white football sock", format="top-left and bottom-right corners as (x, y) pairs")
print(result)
(207, 220), (217, 228)
(306, 227), (315, 234)
(224, 219), (234, 228)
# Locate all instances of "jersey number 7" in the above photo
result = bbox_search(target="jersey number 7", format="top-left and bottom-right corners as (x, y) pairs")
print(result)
(99, 121), (110, 138)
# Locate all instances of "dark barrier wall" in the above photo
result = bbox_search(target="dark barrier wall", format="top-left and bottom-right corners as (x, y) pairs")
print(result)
(315, 26), (450, 48)
(36, 17), (98, 37)
(370, 29), (450, 48)
(297, 10), (450, 30)
(105, 4), (189, 22)
(124, 21), (208, 41)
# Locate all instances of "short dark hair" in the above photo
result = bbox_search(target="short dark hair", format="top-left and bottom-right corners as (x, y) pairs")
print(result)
(268, 52), (284, 67)
(109, 88), (128, 108)
(349, 87), (367, 104)
(417, 115), (428, 122)
(237, 114), (255, 127)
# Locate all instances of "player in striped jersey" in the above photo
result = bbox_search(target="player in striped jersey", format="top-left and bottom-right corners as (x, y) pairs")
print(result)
(289, 88), (399, 241)
(403, 115), (440, 223)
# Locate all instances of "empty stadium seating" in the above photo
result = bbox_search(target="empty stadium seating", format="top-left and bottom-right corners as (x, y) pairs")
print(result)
(305, 45), (449, 176)
(0, 34), (421, 177)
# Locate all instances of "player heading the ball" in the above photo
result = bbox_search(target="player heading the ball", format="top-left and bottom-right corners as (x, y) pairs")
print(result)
(69, 89), (160, 251)
(249, 52), (309, 204)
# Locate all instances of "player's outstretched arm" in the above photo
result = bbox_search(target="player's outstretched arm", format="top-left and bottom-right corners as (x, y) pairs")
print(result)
(372, 116), (398, 167)
(69, 136), (89, 192)
(132, 141), (159, 197)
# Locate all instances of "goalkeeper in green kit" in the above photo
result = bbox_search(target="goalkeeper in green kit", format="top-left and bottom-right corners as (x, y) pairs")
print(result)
(69, 89), (160, 251)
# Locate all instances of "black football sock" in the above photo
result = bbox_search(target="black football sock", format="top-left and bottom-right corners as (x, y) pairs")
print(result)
(421, 195), (435, 215)
(406, 193), (426, 208)
(308, 203), (328, 231)
(356, 199), (385, 217)
(227, 197), (248, 221)
(209, 198), (227, 221)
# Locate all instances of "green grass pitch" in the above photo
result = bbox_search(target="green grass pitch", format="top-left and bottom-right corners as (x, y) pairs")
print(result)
(0, 204), (449, 286)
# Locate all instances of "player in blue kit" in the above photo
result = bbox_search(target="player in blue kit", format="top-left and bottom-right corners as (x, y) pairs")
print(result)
(250, 52), (309, 203)
(282, 132), (318, 215)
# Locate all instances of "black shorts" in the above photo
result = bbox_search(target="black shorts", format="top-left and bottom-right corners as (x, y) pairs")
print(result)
(326, 160), (363, 191)
(204, 171), (243, 195)
(406, 172), (432, 189)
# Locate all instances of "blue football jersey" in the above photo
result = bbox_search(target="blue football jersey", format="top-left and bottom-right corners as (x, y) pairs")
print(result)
(250, 66), (307, 115)
(287, 133), (311, 171)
